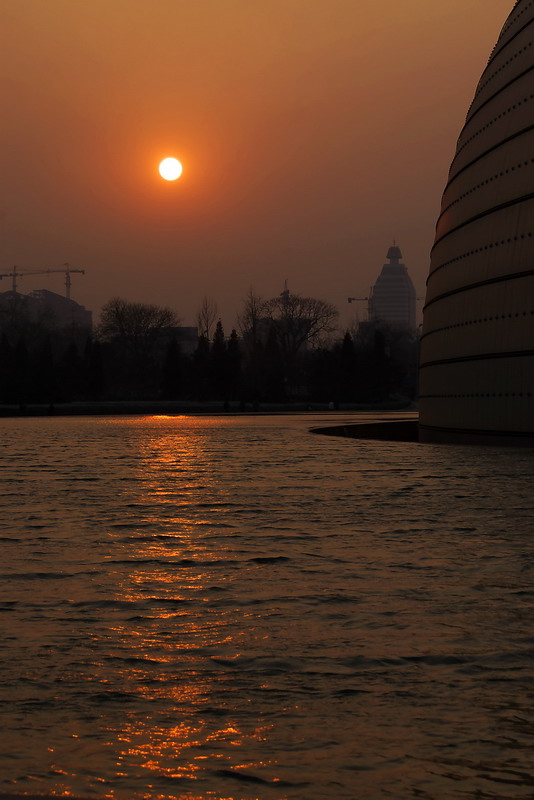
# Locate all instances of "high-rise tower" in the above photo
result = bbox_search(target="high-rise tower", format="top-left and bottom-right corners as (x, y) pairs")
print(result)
(368, 244), (416, 330)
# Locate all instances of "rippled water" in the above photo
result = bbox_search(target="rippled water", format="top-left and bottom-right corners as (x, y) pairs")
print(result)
(1, 412), (534, 800)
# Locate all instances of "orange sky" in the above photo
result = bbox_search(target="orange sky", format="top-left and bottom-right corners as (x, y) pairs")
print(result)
(1, 0), (513, 329)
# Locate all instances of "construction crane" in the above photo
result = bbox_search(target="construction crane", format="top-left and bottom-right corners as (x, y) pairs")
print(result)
(0, 263), (85, 299)
(347, 296), (370, 324)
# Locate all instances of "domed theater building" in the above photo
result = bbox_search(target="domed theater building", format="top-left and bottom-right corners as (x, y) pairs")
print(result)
(419, 0), (534, 444)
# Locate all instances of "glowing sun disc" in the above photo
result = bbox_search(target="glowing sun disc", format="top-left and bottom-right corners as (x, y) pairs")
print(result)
(159, 157), (183, 181)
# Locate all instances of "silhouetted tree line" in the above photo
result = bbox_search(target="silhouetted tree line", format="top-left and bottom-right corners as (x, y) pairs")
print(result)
(0, 292), (103, 406)
(0, 292), (418, 407)
(0, 332), (104, 405)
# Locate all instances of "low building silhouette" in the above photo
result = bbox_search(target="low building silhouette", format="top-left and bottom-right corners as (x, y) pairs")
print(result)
(0, 289), (92, 338)
(28, 289), (92, 330)
(163, 326), (199, 355)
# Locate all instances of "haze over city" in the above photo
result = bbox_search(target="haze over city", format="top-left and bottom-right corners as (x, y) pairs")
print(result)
(2, 0), (512, 328)
(4, 2), (534, 797)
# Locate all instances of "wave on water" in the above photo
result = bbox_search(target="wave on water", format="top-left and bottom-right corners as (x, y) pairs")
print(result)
(0, 413), (533, 800)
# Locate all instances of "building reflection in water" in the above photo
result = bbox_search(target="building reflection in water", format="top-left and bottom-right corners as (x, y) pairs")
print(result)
(94, 416), (282, 798)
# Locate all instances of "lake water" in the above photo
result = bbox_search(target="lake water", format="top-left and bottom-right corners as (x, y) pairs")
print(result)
(0, 412), (533, 800)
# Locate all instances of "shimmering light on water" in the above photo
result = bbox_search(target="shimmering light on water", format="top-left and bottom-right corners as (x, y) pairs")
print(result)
(0, 412), (533, 800)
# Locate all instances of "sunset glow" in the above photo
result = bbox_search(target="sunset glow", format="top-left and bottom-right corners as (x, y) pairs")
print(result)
(158, 157), (183, 181)
(2, 0), (512, 324)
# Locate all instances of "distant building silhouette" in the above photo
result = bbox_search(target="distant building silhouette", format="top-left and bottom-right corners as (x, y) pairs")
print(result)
(163, 326), (199, 355)
(368, 245), (416, 330)
(0, 289), (92, 332)
(28, 289), (92, 329)
(419, 0), (534, 445)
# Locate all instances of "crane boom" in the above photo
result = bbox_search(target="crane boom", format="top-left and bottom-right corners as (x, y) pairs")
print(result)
(0, 263), (85, 298)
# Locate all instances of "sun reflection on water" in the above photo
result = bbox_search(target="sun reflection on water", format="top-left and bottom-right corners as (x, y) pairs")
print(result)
(94, 416), (281, 797)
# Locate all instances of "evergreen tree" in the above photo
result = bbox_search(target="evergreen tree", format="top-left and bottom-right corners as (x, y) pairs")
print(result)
(12, 338), (29, 407)
(33, 335), (55, 403)
(0, 334), (13, 403)
(241, 338), (264, 407)
(83, 338), (104, 400)
(340, 331), (358, 401)
(226, 329), (242, 400)
(262, 325), (286, 401)
(191, 334), (210, 399)
(160, 337), (182, 400)
(368, 329), (390, 400)
(341, 330), (355, 360)
(210, 320), (227, 399)
(59, 341), (82, 401)
(307, 347), (337, 402)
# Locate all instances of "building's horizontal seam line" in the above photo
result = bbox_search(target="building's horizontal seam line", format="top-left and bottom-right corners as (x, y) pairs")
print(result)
(419, 349), (534, 369)
(439, 124), (534, 203)
(419, 317), (525, 343)
(461, 61), (534, 136)
(431, 191), (534, 252)
(418, 395), (526, 399)
(482, 14), (534, 74)
(423, 269), (534, 310)
(428, 232), (534, 285)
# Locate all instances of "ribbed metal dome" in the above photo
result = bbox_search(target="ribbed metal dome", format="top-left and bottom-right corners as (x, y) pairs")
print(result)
(419, 0), (534, 445)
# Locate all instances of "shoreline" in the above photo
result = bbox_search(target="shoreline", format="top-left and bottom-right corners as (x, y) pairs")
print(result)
(0, 400), (416, 418)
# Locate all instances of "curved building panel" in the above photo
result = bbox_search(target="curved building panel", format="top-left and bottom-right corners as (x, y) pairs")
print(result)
(450, 74), (534, 177)
(420, 0), (534, 444)
(437, 128), (534, 238)
(429, 199), (534, 298)
(468, 4), (534, 116)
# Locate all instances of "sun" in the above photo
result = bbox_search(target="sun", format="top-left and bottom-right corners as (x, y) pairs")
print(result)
(158, 157), (183, 181)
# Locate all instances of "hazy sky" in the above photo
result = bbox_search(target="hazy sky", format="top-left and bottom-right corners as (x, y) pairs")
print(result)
(1, 0), (513, 329)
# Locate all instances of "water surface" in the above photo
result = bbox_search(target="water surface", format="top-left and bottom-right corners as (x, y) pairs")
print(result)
(0, 413), (533, 799)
